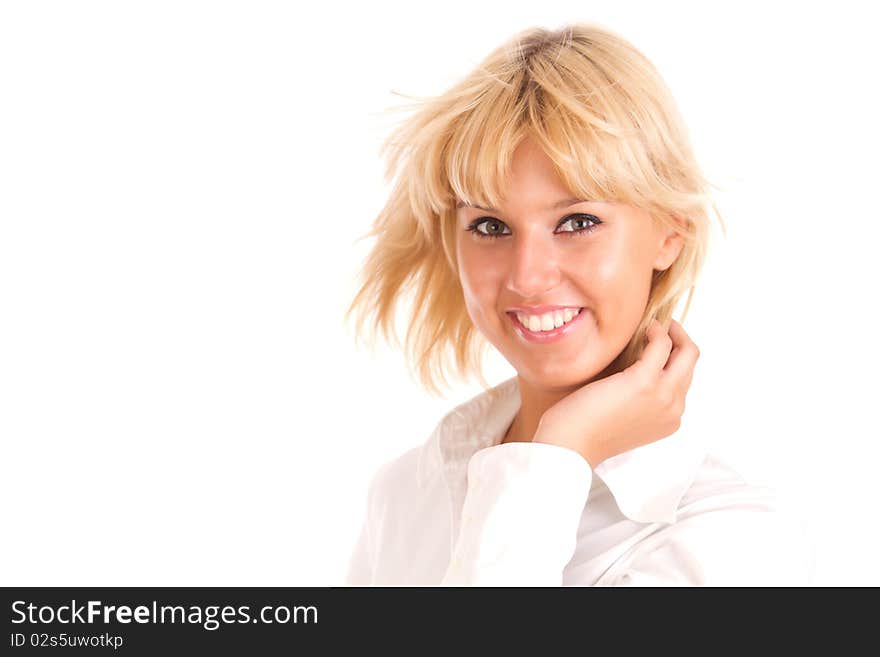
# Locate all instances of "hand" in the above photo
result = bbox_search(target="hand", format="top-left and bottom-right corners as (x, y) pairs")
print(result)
(532, 319), (700, 469)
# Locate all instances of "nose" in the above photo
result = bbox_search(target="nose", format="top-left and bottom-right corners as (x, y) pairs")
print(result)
(505, 228), (563, 299)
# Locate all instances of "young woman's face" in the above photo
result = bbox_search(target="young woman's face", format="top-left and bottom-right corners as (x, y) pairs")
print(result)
(455, 137), (683, 389)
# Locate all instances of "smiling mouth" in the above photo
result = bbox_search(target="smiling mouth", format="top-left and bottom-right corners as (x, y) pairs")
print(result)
(506, 307), (589, 344)
(509, 307), (585, 332)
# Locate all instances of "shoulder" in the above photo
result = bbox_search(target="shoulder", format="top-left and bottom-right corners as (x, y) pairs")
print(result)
(668, 452), (815, 584)
(680, 451), (808, 528)
(680, 451), (778, 512)
(600, 450), (815, 585)
(366, 380), (516, 497)
(363, 408), (457, 503)
(367, 444), (424, 498)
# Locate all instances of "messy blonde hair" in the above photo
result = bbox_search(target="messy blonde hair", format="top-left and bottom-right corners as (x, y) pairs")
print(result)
(345, 22), (724, 397)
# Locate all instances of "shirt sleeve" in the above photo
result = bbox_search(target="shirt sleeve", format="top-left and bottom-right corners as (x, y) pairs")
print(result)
(596, 502), (816, 586)
(440, 441), (593, 586)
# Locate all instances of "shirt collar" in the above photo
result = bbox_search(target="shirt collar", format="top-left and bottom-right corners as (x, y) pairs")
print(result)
(417, 375), (709, 525)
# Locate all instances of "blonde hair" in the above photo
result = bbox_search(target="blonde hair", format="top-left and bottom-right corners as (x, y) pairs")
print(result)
(345, 22), (725, 397)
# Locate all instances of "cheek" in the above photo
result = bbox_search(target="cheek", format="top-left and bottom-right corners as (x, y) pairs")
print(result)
(457, 246), (503, 324)
(590, 244), (654, 324)
(593, 250), (647, 289)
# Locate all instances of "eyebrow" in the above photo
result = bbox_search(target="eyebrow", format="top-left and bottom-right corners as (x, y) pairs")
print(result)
(455, 197), (589, 211)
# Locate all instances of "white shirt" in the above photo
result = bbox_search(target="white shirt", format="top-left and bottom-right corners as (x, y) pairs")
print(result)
(345, 376), (815, 586)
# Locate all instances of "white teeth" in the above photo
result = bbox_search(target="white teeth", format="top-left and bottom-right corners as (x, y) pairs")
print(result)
(515, 308), (582, 332)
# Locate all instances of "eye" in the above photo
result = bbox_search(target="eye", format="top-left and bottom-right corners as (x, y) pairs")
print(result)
(466, 218), (511, 238)
(557, 214), (602, 235)
(464, 214), (602, 240)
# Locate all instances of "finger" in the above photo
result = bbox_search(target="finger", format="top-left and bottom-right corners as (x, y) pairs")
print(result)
(663, 319), (699, 389)
(633, 318), (673, 376)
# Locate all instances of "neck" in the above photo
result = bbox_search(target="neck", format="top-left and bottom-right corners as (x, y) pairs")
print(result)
(501, 355), (625, 445)
(501, 378), (570, 444)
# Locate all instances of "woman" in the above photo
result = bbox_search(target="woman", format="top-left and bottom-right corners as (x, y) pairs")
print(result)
(343, 23), (813, 586)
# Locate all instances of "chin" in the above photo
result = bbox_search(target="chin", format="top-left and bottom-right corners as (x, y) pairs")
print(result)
(516, 357), (610, 391)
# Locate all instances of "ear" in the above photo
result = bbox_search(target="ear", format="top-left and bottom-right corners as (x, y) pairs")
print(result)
(653, 215), (686, 272)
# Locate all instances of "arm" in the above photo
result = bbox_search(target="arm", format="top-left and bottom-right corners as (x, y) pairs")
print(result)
(440, 441), (593, 586)
(439, 441), (814, 586)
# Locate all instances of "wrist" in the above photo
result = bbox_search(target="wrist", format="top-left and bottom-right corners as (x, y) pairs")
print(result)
(532, 430), (600, 470)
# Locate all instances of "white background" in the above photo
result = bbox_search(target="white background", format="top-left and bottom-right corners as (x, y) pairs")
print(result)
(1, 1), (877, 586)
